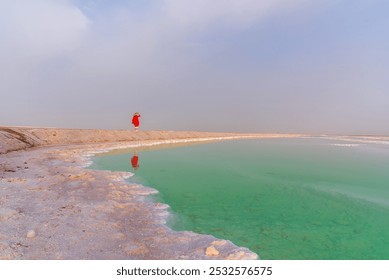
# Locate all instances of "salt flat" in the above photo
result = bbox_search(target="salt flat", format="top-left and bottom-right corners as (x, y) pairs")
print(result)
(0, 127), (302, 259)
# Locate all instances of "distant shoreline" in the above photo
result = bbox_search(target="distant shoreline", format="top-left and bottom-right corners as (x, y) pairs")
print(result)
(0, 126), (304, 154)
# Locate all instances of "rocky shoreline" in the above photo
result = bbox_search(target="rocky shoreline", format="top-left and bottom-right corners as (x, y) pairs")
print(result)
(0, 127), (303, 259)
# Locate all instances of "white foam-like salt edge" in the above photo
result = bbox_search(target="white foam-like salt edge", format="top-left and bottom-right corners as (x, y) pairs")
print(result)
(330, 143), (360, 147)
(155, 203), (170, 210)
(81, 135), (261, 168)
(313, 136), (389, 145)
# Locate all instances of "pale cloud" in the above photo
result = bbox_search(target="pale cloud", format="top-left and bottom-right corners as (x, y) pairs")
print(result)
(1, 0), (388, 133)
(0, 0), (90, 58)
(162, 0), (318, 29)
(0, 0), (91, 123)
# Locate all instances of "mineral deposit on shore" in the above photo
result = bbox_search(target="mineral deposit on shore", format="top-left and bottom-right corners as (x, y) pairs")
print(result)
(0, 126), (304, 259)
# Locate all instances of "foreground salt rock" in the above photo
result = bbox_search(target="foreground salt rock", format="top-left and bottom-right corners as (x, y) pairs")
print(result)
(205, 246), (220, 256)
(26, 230), (36, 239)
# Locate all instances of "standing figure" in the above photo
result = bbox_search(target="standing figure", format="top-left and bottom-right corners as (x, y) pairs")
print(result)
(132, 112), (141, 130)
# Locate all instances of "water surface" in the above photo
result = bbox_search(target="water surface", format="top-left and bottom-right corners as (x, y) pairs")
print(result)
(91, 138), (389, 259)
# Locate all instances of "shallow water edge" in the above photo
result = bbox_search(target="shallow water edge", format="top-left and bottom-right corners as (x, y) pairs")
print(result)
(73, 137), (266, 259)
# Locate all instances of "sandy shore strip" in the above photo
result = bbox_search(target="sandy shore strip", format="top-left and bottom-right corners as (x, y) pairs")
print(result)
(0, 127), (303, 259)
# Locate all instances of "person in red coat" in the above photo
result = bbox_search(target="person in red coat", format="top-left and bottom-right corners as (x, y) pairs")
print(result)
(132, 112), (140, 130)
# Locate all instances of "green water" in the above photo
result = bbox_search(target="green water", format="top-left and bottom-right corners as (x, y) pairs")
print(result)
(91, 138), (389, 259)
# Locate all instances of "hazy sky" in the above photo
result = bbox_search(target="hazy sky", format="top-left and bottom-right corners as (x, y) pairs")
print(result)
(1, 0), (389, 134)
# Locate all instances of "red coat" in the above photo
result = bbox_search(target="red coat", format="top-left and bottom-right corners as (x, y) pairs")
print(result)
(132, 115), (140, 127)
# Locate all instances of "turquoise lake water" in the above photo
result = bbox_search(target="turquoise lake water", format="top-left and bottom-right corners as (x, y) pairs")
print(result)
(90, 138), (389, 259)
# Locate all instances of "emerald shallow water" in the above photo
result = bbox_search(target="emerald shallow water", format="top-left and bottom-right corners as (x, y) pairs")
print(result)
(91, 138), (389, 259)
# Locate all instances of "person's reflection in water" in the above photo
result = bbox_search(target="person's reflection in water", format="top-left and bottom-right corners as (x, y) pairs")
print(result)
(131, 151), (140, 170)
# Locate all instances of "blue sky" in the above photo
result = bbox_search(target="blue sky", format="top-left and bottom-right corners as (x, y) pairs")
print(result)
(1, 0), (389, 134)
